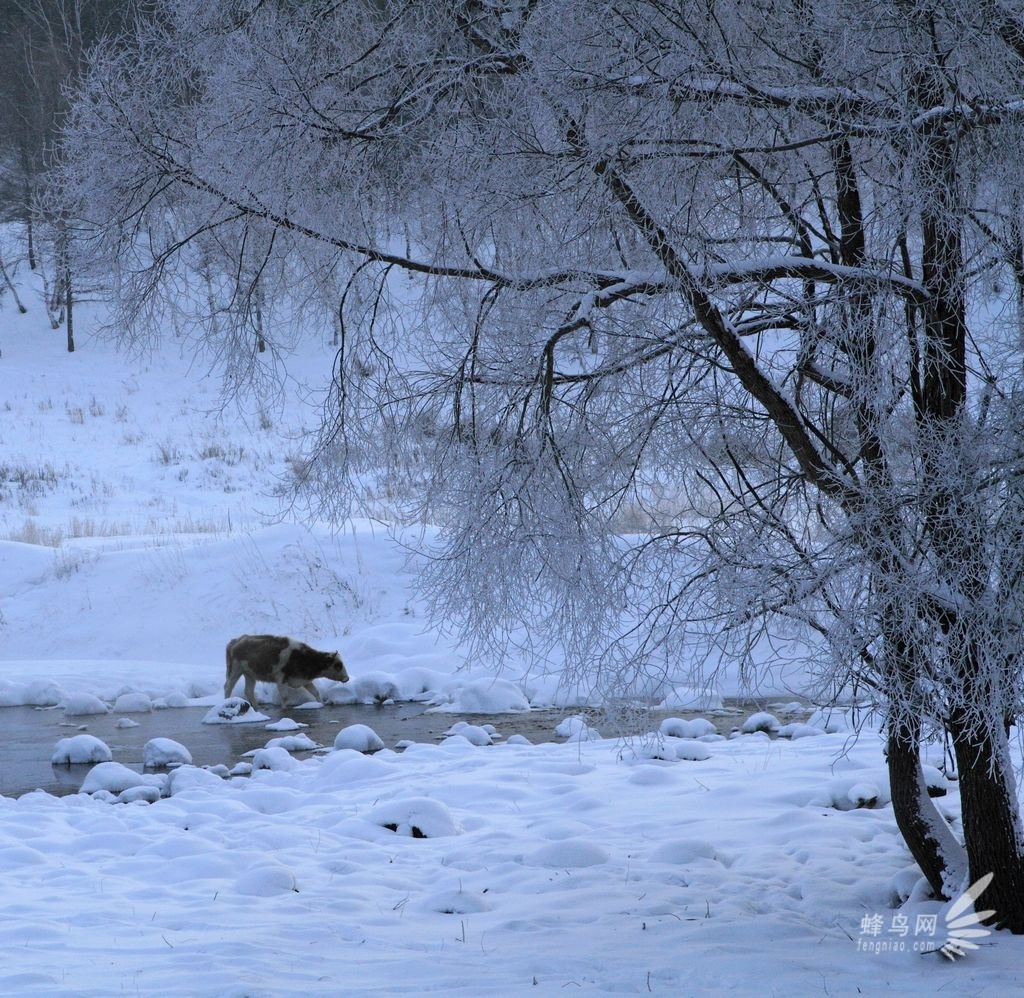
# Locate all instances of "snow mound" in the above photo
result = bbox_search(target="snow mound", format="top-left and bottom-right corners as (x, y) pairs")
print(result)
(922, 764), (950, 797)
(675, 741), (712, 762)
(143, 737), (193, 768)
(347, 673), (401, 704)
(648, 839), (722, 864)
(250, 747), (298, 772)
(51, 734), (112, 765)
(203, 698), (269, 724)
(777, 722), (823, 739)
(333, 724), (385, 754)
(118, 785), (162, 805)
(429, 677), (530, 713)
(418, 889), (493, 915)
(234, 862), (298, 896)
(525, 839), (609, 868)
(63, 692), (109, 716)
(846, 781), (883, 809)
(265, 717), (307, 731)
(0, 679), (63, 707)
(80, 762), (158, 795)
(555, 715), (601, 741)
(806, 708), (854, 733)
(113, 691), (153, 713)
(444, 722), (493, 746)
(659, 717), (717, 739)
(115, 717), (140, 729)
(165, 766), (227, 796)
(635, 740), (678, 762)
(740, 711), (781, 734)
(368, 797), (461, 838)
(266, 733), (319, 752)
(808, 775), (892, 811)
(322, 684), (357, 705)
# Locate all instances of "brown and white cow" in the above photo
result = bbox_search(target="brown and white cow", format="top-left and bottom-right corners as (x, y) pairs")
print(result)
(224, 634), (349, 707)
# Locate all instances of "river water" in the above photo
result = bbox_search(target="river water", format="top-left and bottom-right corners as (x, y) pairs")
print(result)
(2, 698), (810, 797)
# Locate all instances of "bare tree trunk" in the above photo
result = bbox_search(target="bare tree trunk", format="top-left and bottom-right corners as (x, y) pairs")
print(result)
(254, 280), (266, 353)
(912, 65), (1024, 930)
(884, 633), (966, 899)
(949, 705), (1024, 930)
(828, 130), (967, 897)
(64, 249), (73, 352)
(25, 208), (36, 271)
(0, 255), (27, 313)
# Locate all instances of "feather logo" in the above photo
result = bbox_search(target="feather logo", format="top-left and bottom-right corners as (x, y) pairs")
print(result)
(939, 872), (995, 960)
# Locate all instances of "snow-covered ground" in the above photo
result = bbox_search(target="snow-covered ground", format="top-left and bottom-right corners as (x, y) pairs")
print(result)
(1, 251), (1021, 994)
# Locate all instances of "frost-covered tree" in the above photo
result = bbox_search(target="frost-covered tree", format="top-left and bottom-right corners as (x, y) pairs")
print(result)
(0, 0), (132, 346)
(57, 0), (1024, 927)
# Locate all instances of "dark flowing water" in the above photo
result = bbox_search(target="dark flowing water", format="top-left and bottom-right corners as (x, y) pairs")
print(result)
(2, 698), (811, 797)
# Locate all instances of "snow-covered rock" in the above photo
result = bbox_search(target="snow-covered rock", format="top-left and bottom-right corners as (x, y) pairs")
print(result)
(118, 785), (161, 805)
(777, 722), (824, 739)
(921, 764), (950, 798)
(659, 717), (718, 739)
(333, 724), (385, 754)
(846, 782), (882, 809)
(250, 746), (298, 772)
(368, 797), (461, 838)
(443, 721), (493, 746)
(113, 691), (154, 713)
(264, 717), (307, 732)
(203, 698), (269, 724)
(165, 765), (227, 795)
(63, 692), (109, 716)
(348, 673), (401, 704)
(265, 733), (318, 752)
(143, 737), (193, 768)
(740, 711), (781, 734)
(429, 677), (530, 713)
(0, 679), (64, 707)
(80, 762), (156, 795)
(675, 741), (712, 762)
(51, 734), (112, 765)
(555, 715), (601, 741)
(806, 708), (854, 733)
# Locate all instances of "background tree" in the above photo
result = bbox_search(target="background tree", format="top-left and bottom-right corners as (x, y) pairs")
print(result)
(55, 0), (1024, 928)
(0, 0), (132, 346)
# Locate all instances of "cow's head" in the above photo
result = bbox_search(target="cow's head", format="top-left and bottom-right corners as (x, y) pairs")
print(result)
(326, 652), (349, 684)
